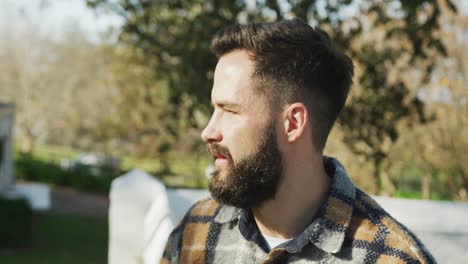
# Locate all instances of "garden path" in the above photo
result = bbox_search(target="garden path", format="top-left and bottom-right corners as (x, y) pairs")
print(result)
(50, 186), (109, 218)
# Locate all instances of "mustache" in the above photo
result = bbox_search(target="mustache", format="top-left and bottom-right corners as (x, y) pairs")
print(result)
(207, 143), (233, 161)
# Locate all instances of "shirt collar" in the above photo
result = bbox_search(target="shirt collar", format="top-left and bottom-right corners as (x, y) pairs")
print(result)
(214, 203), (242, 223)
(214, 156), (356, 254)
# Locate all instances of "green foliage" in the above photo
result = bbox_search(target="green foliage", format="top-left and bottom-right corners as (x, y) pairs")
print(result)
(87, 0), (457, 195)
(87, 0), (456, 111)
(393, 190), (448, 201)
(0, 197), (33, 248)
(0, 213), (107, 264)
(15, 144), (211, 190)
(88, 0), (245, 126)
(15, 154), (117, 194)
(395, 164), (458, 200)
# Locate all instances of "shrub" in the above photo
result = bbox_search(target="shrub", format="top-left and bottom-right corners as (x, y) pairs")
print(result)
(15, 155), (116, 194)
(0, 196), (33, 248)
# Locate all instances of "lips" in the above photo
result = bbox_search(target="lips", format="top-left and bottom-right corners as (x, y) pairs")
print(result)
(212, 152), (226, 165)
(215, 156), (228, 167)
(207, 144), (231, 167)
(214, 153), (226, 159)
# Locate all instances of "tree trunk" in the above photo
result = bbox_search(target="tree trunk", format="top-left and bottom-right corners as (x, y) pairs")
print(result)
(422, 173), (431, 200)
(376, 159), (396, 196)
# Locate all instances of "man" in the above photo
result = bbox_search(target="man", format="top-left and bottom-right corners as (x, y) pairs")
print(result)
(161, 19), (435, 264)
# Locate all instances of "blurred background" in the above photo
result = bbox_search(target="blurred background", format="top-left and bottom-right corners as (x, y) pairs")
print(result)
(0, 0), (466, 263)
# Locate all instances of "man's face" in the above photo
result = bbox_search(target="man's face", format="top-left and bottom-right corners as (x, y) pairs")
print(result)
(201, 50), (283, 209)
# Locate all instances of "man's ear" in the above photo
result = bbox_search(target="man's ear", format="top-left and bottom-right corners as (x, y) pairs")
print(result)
(282, 103), (308, 143)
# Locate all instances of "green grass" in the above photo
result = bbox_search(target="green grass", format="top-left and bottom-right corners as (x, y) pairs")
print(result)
(394, 190), (451, 201)
(395, 164), (456, 201)
(25, 145), (80, 164)
(0, 213), (108, 264)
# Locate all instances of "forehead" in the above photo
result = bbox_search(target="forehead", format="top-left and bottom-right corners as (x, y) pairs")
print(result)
(212, 50), (258, 105)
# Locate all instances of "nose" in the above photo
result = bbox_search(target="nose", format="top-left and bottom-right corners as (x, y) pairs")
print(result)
(201, 116), (222, 143)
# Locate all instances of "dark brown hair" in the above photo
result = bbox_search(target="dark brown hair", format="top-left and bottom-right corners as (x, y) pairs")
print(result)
(211, 18), (354, 151)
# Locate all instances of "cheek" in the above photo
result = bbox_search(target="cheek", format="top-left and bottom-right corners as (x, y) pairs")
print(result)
(222, 128), (246, 160)
(223, 121), (266, 160)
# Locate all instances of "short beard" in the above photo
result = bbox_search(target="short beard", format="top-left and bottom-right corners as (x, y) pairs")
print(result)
(207, 122), (283, 209)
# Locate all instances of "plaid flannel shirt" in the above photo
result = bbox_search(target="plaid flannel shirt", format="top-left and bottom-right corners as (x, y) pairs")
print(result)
(161, 157), (436, 264)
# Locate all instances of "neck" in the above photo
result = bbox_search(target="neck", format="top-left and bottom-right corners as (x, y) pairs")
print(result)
(252, 153), (330, 239)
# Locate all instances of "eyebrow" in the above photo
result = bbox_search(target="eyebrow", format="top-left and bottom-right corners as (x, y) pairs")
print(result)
(211, 101), (241, 109)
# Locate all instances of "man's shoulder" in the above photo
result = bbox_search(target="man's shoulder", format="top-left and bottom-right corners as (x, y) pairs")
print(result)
(345, 189), (435, 263)
(185, 197), (221, 219)
(162, 197), (223, 263)
(171, 197), (221, 234)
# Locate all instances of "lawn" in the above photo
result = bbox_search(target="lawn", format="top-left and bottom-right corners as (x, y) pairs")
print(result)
(0, 213), (108, 264)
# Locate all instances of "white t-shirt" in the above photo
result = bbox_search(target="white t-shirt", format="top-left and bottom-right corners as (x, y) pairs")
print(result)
(261, 233), (294, 250)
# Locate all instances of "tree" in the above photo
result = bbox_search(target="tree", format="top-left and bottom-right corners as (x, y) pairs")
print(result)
(87, 0), (247, 119)
(0, 21), (121, 155)
(392, 3), (467, 200)
(88, 0), (457, 193)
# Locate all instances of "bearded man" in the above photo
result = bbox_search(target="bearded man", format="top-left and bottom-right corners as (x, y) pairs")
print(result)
(161, 19), (435, 264)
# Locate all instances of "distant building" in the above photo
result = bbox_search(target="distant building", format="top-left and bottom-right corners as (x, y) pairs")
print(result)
(0, 103), (14, 193)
